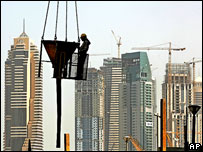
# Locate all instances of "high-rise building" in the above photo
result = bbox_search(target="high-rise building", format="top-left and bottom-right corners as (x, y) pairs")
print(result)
(162, 63), (192, 147)
(3, 29), (43, 151)
(100, 58), (122, 151)
(75, 68), (104, 151)
(194, 76), (202, 144)
(119, 52), (156, 151)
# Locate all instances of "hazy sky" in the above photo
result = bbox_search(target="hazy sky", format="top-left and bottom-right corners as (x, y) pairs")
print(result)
(1, 1), (202, 151)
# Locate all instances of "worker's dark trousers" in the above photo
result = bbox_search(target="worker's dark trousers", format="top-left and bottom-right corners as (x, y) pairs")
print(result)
(77, 53), (87, 79)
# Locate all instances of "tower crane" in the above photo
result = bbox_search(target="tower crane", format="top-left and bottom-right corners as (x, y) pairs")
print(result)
(132, 42), (186, 138)
(111, 30), (121, 58)
(123, 135), (144, 151)
(184, 58), (202, 104)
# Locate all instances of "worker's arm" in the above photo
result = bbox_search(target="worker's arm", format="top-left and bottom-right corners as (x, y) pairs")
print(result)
(80, 39), (90, 53)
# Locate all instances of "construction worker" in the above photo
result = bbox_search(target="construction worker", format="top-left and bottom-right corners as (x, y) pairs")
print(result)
(77, 33), (91, 79)
(79, 33), (91, 54)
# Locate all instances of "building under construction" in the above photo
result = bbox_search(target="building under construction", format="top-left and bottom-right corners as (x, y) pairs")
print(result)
(194, 77), (202, 145)
(162, 63), (193, 147)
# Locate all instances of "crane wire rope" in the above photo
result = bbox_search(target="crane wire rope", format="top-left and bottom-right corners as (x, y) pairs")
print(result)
(65, 1), (68, 41)
(38, 1), (50, 77)
(42, 1), (50, 40)
(75, 1), (80, 43)
(54, 1), (59, 40)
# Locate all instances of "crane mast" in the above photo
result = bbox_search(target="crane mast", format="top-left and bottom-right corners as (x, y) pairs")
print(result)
(168, 42), (172, 134)
(111, 30), (121, 58)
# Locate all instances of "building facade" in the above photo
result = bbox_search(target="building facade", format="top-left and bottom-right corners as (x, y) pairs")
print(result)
(194, 77), (202, 144)
(162, 63), (192, 147)
(75, 68), (104, 151)
(100, 58), (122, 151)
(3, 31), (43, 151)
(119, 52), (156, 151)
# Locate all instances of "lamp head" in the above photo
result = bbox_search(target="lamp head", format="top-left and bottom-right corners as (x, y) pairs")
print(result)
(188, 105), (201, 115)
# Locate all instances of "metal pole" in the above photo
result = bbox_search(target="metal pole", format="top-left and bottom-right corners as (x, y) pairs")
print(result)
(126, 140), (128, 151)
(28, 139), (31, 151)
(56, 78), (61, 148)
(160, 99), (166, 151)
(157, 115), (159, 150)
(192, 114), (196, 143)
(168, 42), (172, 133)
(196, 114), (198, 143)
(160, 102), (163, 151)
(154, 113), (160, 151)
(180, 114), (182, 147)
(143, 81), (145, 149)
(184, 125), (188, 151)
(184, 107), (188, 151)
(64, 134), (66, 151)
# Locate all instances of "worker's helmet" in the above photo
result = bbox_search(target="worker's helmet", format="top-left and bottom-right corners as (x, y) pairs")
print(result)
(80, 33), (87, 38)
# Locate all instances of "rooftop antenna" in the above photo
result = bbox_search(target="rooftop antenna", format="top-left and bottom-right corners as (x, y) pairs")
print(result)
(23, 18), (25, 33)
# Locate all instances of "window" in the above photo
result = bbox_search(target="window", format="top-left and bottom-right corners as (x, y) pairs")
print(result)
(141, 72), (147, 77)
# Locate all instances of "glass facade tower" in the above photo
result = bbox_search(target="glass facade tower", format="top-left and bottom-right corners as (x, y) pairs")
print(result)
(119, 52), (156, 151)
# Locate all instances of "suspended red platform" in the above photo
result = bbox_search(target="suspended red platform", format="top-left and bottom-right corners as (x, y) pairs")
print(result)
(42, 40), (88, 80)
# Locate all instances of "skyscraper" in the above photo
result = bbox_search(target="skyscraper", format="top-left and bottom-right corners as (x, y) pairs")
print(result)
(162, 63), (192, 147)
(119, 52), (156, 151)
(75, 68), (104, 151)
(100, 58), (122, 151)
(3, 29), (43, 151)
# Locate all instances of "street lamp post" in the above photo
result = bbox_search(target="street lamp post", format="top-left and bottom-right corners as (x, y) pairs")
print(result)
(154, 113), (161, 151)
(188, 105), (201, 144)
(123, 136), (130, 151)
(184, 107), (188, 151)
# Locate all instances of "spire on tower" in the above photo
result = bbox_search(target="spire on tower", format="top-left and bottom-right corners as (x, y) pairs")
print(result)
(23, 18), (25, 33)
(19, 18), (28, 37)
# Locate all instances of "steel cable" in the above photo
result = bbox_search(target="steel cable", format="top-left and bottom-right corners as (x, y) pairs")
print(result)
(55, 1), (59, 40)
(75, 1), (80, 43)
(38, 1), (50, 77)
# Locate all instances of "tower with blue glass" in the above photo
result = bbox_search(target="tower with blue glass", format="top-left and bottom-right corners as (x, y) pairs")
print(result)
(119, 52), (156, 151)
